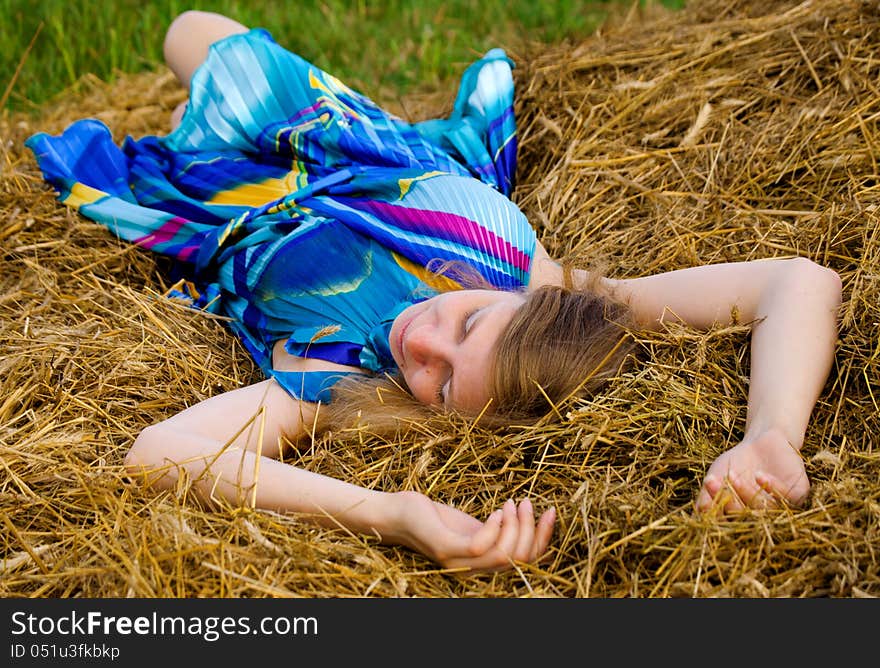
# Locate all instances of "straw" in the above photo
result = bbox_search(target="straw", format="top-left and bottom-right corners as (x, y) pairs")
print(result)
(2, 0), (877, 598)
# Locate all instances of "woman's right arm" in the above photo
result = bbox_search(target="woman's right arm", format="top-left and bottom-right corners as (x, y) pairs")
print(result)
(125, 378), (386, 524)
(124, 376), (554, 571)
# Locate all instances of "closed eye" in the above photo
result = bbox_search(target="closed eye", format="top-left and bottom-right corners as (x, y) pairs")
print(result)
(437, 309), (480, 406)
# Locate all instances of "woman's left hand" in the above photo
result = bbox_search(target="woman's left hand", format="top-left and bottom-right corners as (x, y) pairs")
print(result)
(696, 428), (810, 514)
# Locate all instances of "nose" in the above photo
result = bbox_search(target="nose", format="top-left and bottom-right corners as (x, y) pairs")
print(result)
(405, 321), (450, 370)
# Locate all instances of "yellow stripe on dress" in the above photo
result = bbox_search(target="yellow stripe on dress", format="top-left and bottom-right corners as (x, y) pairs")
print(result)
(63, 182), (108, 209)
(308, 71), (364, 120)
(397, 171), (445, 199)
(392, 252), (463, 292)
(207, 168), (307, 207)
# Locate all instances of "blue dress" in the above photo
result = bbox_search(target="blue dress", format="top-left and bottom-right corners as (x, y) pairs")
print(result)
(26, 28), (537, 402)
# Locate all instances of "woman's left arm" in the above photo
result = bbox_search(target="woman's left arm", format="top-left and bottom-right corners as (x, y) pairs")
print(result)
(533, 244), (843, 512)
(615, 257), (842, 512)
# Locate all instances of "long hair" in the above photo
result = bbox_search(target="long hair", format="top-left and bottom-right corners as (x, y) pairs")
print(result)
(304, 266), (636, 440)
(487, 284), (635, 423)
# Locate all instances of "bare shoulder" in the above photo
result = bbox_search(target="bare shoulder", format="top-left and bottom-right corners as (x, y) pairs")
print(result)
(526, 240), (564, 290)
(525, 239), (615, 297)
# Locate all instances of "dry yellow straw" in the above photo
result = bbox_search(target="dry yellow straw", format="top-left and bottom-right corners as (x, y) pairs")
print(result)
(1, 0), (877, 598)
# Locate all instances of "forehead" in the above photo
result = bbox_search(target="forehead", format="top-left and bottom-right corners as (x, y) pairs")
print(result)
(441, 287), (523, 311)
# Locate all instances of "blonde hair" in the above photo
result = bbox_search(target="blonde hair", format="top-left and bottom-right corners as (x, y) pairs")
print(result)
(487, 285), (635, 422)
(310, 275), (636, 439)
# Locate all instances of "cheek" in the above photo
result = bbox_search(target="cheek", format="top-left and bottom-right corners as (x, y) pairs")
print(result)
(401, 369), (435, 406)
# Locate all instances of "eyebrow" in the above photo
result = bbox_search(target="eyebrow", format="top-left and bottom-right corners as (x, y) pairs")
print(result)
(447, 309), (486, 409)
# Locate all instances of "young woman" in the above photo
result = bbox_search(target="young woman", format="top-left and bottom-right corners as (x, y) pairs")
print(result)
(26, 10), (842, 572)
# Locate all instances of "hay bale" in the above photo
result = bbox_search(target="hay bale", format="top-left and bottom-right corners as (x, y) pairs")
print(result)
(1, 0), (878, 598)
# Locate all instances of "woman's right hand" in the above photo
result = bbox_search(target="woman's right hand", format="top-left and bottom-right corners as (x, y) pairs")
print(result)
(386, 491), (556, 572)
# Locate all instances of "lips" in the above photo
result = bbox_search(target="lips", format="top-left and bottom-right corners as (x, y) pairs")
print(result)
(396, 308), (416, 367)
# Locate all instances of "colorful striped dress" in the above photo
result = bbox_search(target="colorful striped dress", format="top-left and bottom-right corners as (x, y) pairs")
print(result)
(26, 28), (537, 402)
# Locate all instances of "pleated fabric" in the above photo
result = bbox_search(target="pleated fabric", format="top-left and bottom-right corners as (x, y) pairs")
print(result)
(25, 28), (536, 402)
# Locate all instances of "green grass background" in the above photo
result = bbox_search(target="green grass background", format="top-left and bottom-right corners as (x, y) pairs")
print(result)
(1, 0), (682, 114)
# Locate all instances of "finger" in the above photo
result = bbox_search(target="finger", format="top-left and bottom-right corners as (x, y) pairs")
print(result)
(722, 471), (746, 513)
(749, 471), (783, 509)
(467, 508), (503, 557)
(728, 469), (775, 511)
(448, 502), (516, 573)
(755, 470), (803, 507)
(696, 474), (723, 513)
(494, 499), (520, 560)
(512, 499), (535, 562)
(704, 474), (741, 514)
(530, 507), (556, 562)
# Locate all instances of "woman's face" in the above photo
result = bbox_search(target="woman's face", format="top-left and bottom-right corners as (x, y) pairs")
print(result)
(388, 289), (525, 413)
